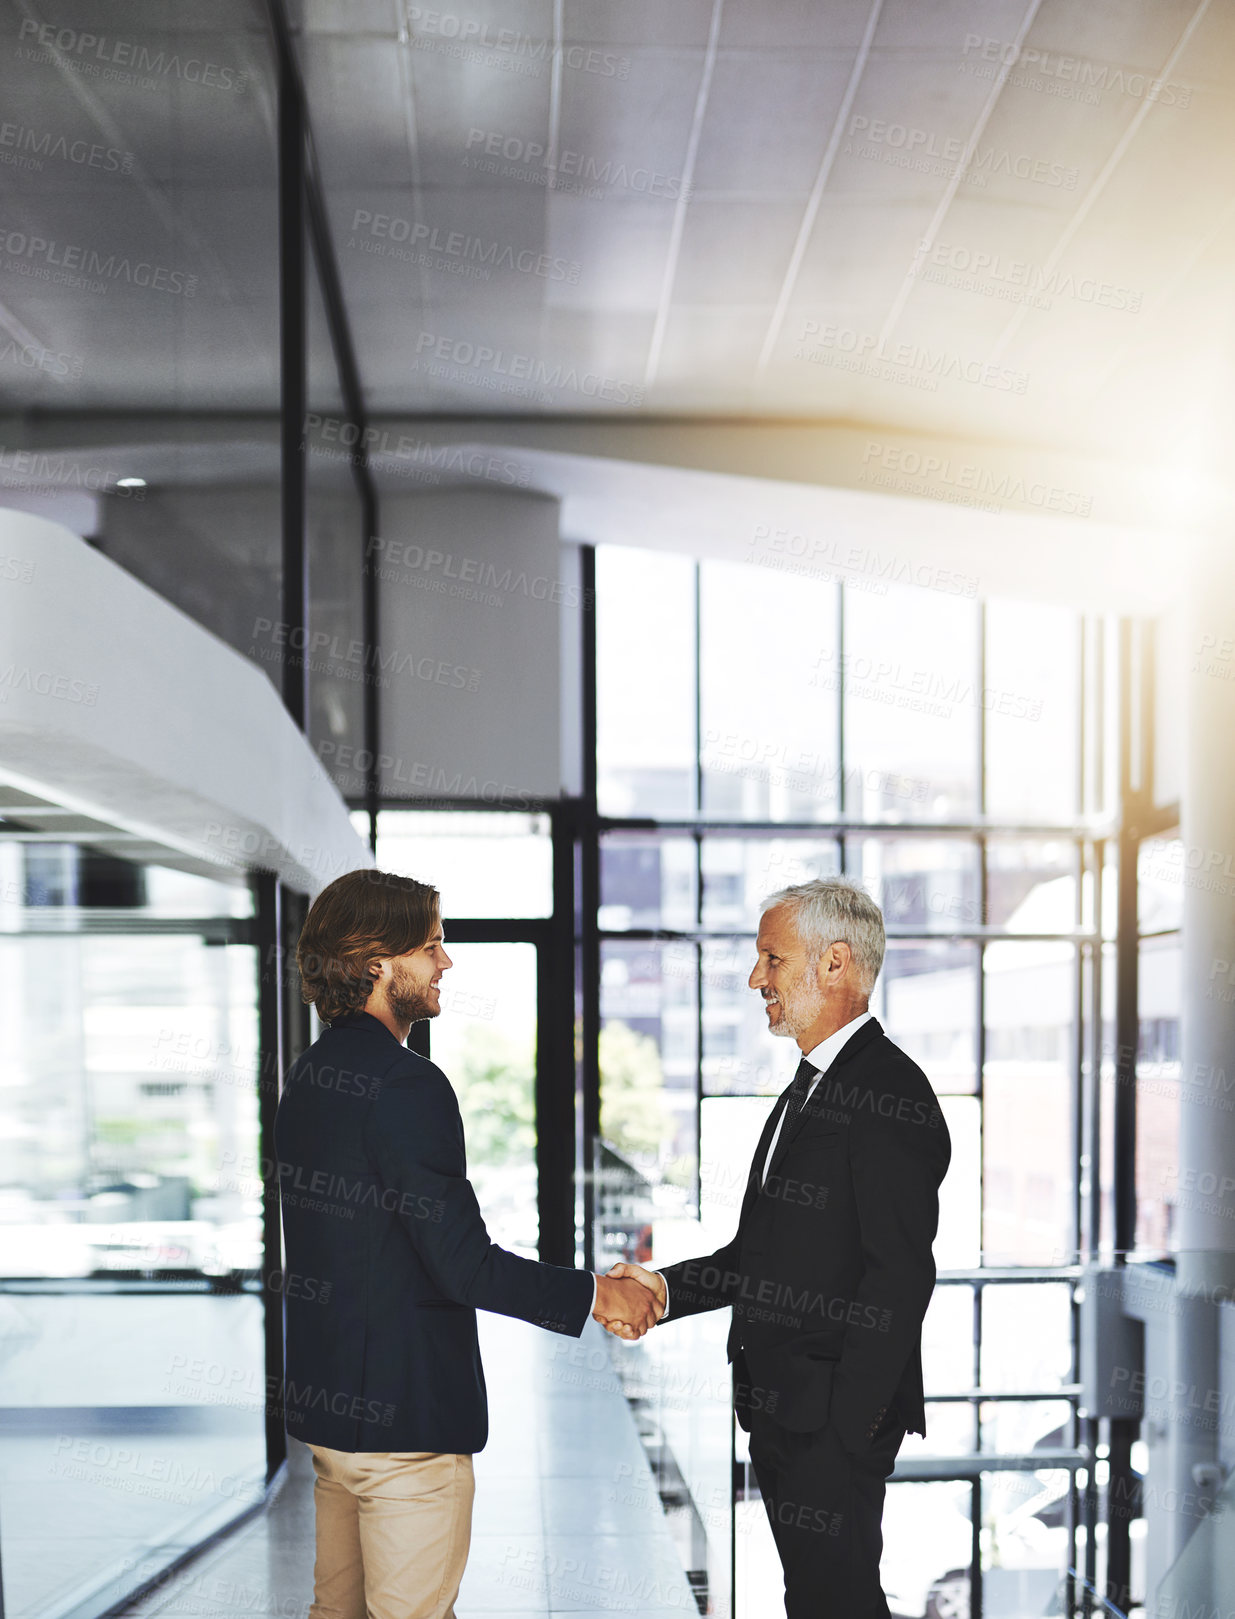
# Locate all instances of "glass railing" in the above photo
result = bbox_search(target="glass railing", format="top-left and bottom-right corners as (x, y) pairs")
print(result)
(1150, 1462), (1235, 1617)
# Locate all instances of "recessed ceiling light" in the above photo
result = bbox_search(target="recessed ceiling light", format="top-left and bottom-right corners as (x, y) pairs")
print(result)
(115, 477), (146, 489)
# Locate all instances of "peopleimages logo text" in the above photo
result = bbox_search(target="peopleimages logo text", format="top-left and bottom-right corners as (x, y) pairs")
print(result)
(16, 19), (250, 92)
(350, 211), (580, 283)
(0, 229), (196, 296)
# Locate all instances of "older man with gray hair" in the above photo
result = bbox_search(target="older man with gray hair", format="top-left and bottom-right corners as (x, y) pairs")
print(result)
(606, 876), (951, 1618)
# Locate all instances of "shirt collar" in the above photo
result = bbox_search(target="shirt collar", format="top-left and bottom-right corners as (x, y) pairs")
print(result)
(802, 1010), (873, 1078)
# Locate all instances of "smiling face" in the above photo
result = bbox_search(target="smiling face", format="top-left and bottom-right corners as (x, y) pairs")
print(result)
(748, 904), (825, 1043)
(382, 919), (453, 1028)
(749, 902), (866, 1052)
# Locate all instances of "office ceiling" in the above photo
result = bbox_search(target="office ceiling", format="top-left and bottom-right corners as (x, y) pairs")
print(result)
(2, 0), (1233, 466)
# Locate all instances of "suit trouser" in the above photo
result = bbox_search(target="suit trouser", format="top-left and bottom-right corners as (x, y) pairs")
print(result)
(308, 1446), (475, 1619)
(747, 1408), (905, 1619)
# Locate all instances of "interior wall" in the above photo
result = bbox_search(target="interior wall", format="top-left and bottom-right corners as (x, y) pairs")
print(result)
(373, 488), (564, 805)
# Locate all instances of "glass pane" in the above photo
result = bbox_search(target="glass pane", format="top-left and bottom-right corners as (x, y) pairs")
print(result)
(701, 836), (839, 931)
(0, 934), (259, 1273)
(700, 1095), (777, 1237)
(701, 938), (789, 1097)
(0, 1290), (266, 1618)
(735, 1485), (782, 1619)
(922, 1284), (976, 1395)
(937, 1096), (982, 1268)
(980, 1468), (1073, 1613)
(985, 598), (1081, 822)
(597, 546), (696, 818)
(600, 834), (697, 931)
(983, 941), (1076, 1265)
(370, 808), (552, 917)
(875, 940), (978, 1094)
(881, 1481), (974, 1619)
(698, 559), (839, 820)
(1136, 933), (1181, 1257)
(1138, 832), (1184, 933)
(981, 1285), (1075, 1391)
(0, 923), (264, 1618)
(0, 839), (251, 921)
(600, 940), (698, 1212)
(985, 839), (1079, 931)
(842, 581), (980, 822)
(899, 1403), (977, 1461)
(980, 1400), (1073, 1455)
(849, 836), (980, 933)
(428, 942), (538, 1256)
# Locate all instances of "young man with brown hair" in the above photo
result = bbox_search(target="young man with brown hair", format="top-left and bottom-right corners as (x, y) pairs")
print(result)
(275, 868), (659, 1619)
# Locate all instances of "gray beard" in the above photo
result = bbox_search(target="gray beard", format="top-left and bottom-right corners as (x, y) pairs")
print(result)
(767, 987), (819, 1040)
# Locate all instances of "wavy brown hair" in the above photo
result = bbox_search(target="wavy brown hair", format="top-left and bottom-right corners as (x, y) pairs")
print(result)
(297, 869), (440, 1024)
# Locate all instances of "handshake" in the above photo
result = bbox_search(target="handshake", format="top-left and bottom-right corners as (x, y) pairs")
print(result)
(591, 1262), (666, 1341)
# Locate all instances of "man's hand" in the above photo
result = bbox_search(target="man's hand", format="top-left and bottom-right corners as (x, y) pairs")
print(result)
(593, 1263), (667, 1340)
(592, 1269), (664, 1340)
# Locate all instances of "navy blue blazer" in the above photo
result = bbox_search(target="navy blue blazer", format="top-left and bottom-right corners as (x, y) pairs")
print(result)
(273, 1011), (593, 1453)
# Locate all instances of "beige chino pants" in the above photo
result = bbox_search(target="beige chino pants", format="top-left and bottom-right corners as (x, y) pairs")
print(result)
(308, 1446), (475, 1619)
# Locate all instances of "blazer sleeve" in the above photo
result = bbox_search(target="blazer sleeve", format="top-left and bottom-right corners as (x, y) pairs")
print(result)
(364, 1058), (594, 1338)
(656, 1230), (742, 1320)
(828, 1096), (950, 1456)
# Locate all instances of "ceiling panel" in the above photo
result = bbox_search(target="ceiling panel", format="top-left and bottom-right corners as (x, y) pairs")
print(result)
(2, 0), (1232, 466)
(693, 52), (856, 197)
(670, 198), (809, 307)
(719, 0), (901, 54)
(567, 0), (715, 50)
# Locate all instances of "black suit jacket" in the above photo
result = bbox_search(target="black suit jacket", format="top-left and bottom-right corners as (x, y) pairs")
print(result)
(273, 1012), (593, 1453)
(659, 1019), (950, 1457)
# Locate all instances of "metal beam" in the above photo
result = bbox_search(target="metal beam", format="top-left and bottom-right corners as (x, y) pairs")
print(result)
(579, 547), (601, 1271)
(265, 0), (381, 837)
(270, 3), (308, 732)
(253, 872), (288, 1485)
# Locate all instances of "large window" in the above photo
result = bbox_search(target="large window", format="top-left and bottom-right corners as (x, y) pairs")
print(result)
(0, 840), (266, 1619)
(594, 552), (1117, 1617)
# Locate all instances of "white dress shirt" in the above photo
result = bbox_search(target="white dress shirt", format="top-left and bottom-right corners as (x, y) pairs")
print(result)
(658, 1011), (873, 1319)
(760, 1011), (873, 1185)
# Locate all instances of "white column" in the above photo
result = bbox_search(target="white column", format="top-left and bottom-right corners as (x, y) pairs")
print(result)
(1154, 527), (1235, 1592)
(1177, 526), (1235, 1296)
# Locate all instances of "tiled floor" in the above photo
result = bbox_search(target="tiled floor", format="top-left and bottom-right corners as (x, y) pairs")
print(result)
(116, 1314), (695, 1618)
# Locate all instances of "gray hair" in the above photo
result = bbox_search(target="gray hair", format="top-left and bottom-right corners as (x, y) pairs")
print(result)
(761, 877), (886, 996)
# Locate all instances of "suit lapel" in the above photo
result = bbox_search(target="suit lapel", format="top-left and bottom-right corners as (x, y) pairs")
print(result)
(764, 1018), (884, 1183)
(738, 1084), (795, 1214)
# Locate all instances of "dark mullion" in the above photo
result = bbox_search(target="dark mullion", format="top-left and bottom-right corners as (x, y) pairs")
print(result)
(836, 580), (847, 824)
(254, 873), (287, 1486)
(972, 601), (987, 1619)
(579, 547), (601, 1272)
(542, 804), (577, 1267)
(271, 3), (307, 736)
(599, 927), (1102, 944)
(599, 816), (1110, 837)
(694, 936), (704, 1220)
(1088, 839), (1106, 1261)
(693, 561), (705, 1226)
(693, 561), (704, 818)
(694, 832), (704, 1221)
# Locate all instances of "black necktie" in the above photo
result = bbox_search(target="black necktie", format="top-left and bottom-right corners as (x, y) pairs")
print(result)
(783, 1056), (818, 1127)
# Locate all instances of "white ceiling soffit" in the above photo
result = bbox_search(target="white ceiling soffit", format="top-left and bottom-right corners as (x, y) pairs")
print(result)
(0, 413), (1182, 613)
(0, 508), (370, 894)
